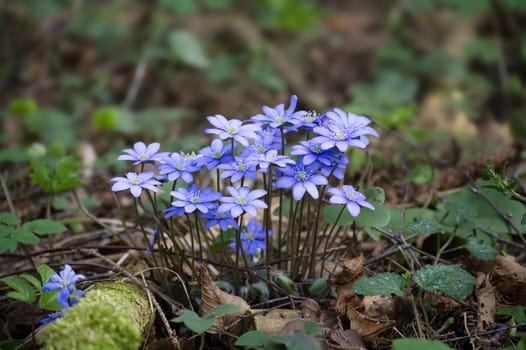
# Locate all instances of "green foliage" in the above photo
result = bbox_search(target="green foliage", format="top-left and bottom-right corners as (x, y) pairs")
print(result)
(323, 187), (391, 240)
(8, 97), (38, 118)
(171, 304), (239, 334)
(465, 236), (498, 260)
(235, 320), (322, 349)
(353, 273), (405, 297)
(91, 106), (136, 133)
(29, 155), (82, 194)
(392, 338), (455, 350)
(482, 164), (518, 196)
(403, 217), (440, 236)
(308, 276), (329, 297)
(0, 264), (61, 310)
(248, 56), (285, 91)
(406, 163), (434, 185)
(169, 30), (210, 69)
(497, 306), (526, 324)
(255, 0), (324, 31)
(413, 264), (475, 300)
(0, 212), (67, 254)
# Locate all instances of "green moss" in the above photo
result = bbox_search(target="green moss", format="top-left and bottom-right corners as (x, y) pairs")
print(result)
(40, 281), (152, 350)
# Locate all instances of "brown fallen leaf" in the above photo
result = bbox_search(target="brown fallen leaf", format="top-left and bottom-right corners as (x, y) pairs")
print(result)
(329, 328), (366, 350)
(330, 256), (365, 314)
(252, 309), (300, 335)
(199, 265), (251, 334)
(346, 307), (394, 345)
(476, 273), (496, 331)
(302, 298), (321, 322)
(346, 307), (394, 344)
(362, 296), (395, 320)
(493, 254), (526, 305)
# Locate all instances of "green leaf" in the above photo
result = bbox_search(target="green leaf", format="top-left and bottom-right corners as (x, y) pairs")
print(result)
(20, 274), (42, 292)
(272, 333), (321, 350)
(169, 30), (209, 69)
(496, 306), (526, 323)
(13, 229), (39, 244)
(8, 97), (38, 118)
(52, 197), (70, 211)
(210, 228), (236, 252)
(235, 330), (272, 347)
(393, 338), (455, 350)
(39, 291), (62, 311)
(353, 273), (405, 297)
(37, 264), (57, 284)
(171, 309), (215, 334)
(304, 320), (323, 336)
(407, 163), (434, 185)
(404, 217), (440, 235)
(0, 238), (17, 253)
(413, 265), (475, 300)
(0, 212), (21, 226)
(0, 277), (36, 303)
(308, 276), (329, 296)
(465, 236), (498, 260)
(23, 219), (67, 235)
(210, 304), (239, 317)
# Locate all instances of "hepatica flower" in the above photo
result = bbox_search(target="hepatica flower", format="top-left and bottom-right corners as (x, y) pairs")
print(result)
(218, 156), (258, 183)
(118, 141), (168, 164)
(229, 219), (271, 255)
(42, 264), (85, 310)
(219, 186), (267, 218)
(196, 139), (233, 170)
(204, 114), (260, 146)
(274, 159), (328, 200)
(327, 185), (374, 217)
(251, 95), (307, 129)
(291, 140), (338, 166)
(110, 171), (161, 198)
(312, 108), (379, 152)
(157, 152), (201, 183)
(256, 150), (294, 170)
(170, 184), (222, 214)
(201, 209), (239, 231)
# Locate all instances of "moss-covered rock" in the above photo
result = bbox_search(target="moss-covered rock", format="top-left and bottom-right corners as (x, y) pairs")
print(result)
(40, 281), (152, 350)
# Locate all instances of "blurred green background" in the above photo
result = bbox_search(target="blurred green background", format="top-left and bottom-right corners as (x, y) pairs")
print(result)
(1, 0), (526, 166)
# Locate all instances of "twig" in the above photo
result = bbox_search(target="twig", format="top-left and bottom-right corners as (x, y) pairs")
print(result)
(443, 322), (526, 343)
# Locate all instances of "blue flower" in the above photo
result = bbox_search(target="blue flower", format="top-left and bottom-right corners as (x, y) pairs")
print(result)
(163, 205), (186, 219)
(196, 139), (233, 170)
(40, 310), (65, 324)
(200, 209), (239, 231)
(110, 171), (161, 198)
(219, 186), (268, 218)
(255, 150), (294, 170)
(204, 114), (260, 147)
(170, 185), (222, 214)
(42, 264), (85, 310)
(291, 111), (326, 130)
(157, 152), (201, 183)
(312, 108), (379, 152)
(117, 141), (169, 164)
(290, 140), (338, 166)
(274, 159), (328, 201)
(251, 95), (307, 128)
(319, 152), (348, 180)
(327, 185), (374, 217)
(218, 156), (258, 183)
(229, 219), (271, 255)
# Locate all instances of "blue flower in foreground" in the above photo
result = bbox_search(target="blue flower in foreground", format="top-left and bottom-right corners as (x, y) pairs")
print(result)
(42, 264), (85, 310)
(117, 141), (168, 164)
(229, 219), (271, 255)
(110, 171), (161, 198)
(170, 185), (222, 214)
(251, 95), (307, 128)
(201, 210), (239, 231)
(204, 114), (260, 147)
(219, 186), (267, 218)
(290, 140), (338, 166)
(327, 185), (374, 217)
(256, 150), (294, 170)
(274, 160), (328, 201)
(157, 152), (201, 183)
(291, 111), (326, 130)
(319, 152), (348, 180)
(218, 157), (258, 183)
(312, 108), (379, 152)
(163, 205), (185, 219)
(196, 139), (233, 170)
(40, 310), (65, 324)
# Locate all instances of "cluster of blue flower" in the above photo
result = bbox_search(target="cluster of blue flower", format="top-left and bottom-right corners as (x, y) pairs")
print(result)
(111, 95), (378, 257)
(40, 264), (85, 323)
